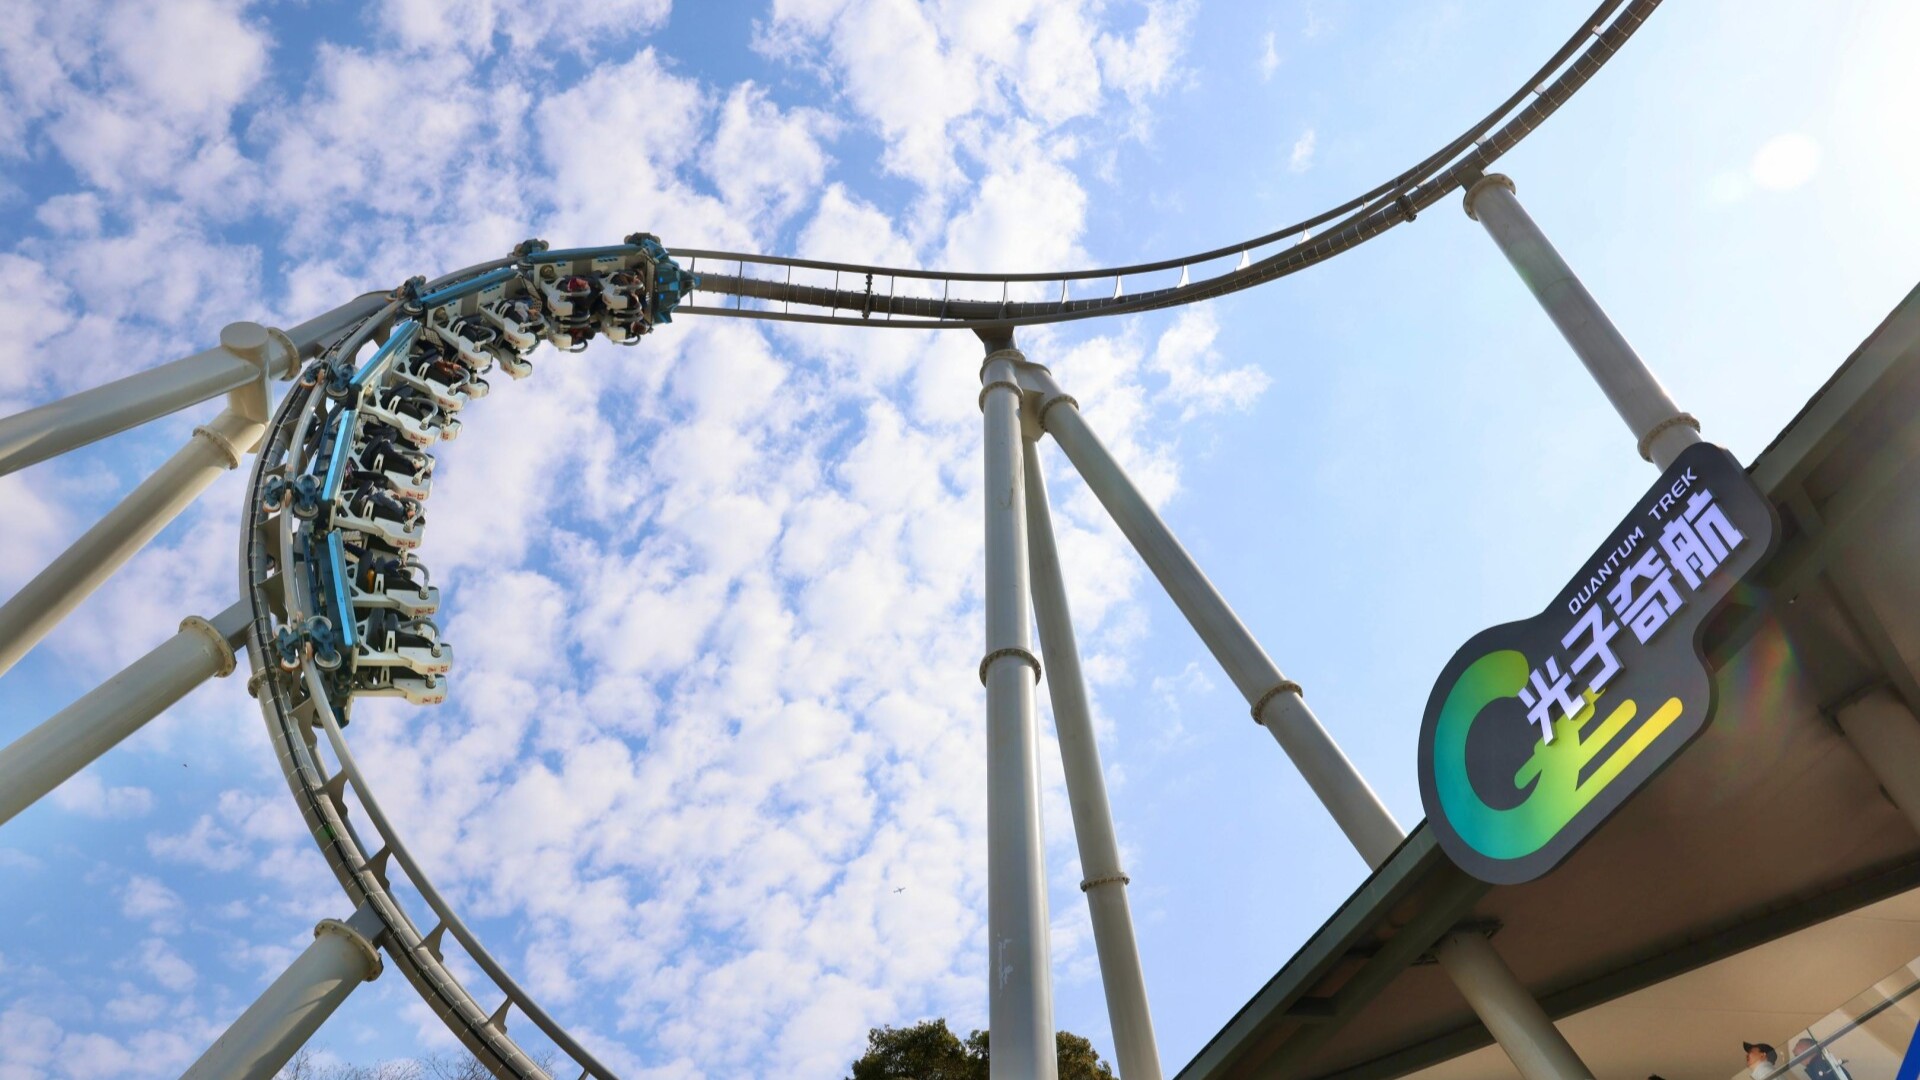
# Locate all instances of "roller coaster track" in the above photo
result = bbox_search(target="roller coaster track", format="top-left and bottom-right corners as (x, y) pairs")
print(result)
(229, 2), (1662, 1075)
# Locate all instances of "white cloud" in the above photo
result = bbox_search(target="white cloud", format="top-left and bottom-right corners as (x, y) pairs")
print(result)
(0, 1), (1230, 1073)
(5, 0), (272, 202)
(148, 813), (248, 871)
(1149, 661), (1215, 749)
(35, 192), (103, 235)
(1149, 307), (1270, 420)
(939, 143), (1090, 274)
(1260, 32), (1281, 81)
(1750, 132), (1821, 192)
(1290, 126), (1317, 173)
(0, 473), (69, 597)
(1096, 0), (1196, 104)
(0, 253), (78, 406)
(534, 47), (739, 248)
(104, 988), (170, 1025)
(120, 875), (186, 933)
(1302, 3), (1332, 39)
(138, 937), (196, 992)
(757, 0), (980, 191)
(376, 0), (671, 57)
(52, 773), (155, 820)
(256, 44), (508, 253)
(702, 83), (839, 230)
(759, 0), (1194, 194)
(1021, 3), (1103, 125)
(0, 1007), (63, 1072)
(100, 0), (269, 121)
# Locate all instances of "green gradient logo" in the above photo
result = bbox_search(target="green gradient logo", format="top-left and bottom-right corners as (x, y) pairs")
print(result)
(1417, 444), (1777, 884)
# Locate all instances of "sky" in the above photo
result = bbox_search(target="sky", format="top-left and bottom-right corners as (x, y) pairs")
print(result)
(1, 0), (1918, 1077)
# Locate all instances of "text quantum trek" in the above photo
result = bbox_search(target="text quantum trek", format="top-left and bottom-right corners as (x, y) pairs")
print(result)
(1417, 442), (1779, 884)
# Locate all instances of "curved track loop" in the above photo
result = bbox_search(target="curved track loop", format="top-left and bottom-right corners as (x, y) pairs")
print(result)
(240, 246), (683, 1077)
(244, 342), (613, 1079)
(239, 2), (1661, 1075)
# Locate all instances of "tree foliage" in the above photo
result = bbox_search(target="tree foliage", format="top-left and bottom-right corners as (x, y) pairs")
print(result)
(847, 1019), (1116, 1080)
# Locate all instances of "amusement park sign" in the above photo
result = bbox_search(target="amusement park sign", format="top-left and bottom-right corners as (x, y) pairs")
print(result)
(1417, 443), (1778, 884)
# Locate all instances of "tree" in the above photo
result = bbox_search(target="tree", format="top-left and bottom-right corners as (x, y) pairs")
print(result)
(848, 1018), (982, 1079)
(847, 1019), (1116, 1080)
(1053, 1030), (1119, 1080)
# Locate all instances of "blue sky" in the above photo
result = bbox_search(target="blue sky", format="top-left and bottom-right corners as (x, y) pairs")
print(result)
(2, 1), (1918, 1077)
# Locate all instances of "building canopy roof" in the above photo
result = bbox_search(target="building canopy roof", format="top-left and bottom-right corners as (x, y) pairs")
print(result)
(1180, 281), (1920, 1080)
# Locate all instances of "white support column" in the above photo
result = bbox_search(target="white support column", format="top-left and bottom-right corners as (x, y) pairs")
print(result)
(1021, 365), (1594, 1080)
(1462, 173), (1702, 470)
(1020, 366), (1403, 867)
(0, 601), (247, 827)
(0, 292), (387, 478)
(0, 406), (264, 679)
(1023, 435), (1162, 1080)
(0, 323), (293, 478)
(980, 340), (1057, 1080)
(183, 904), (384, 1080)
(1432, 932), (1593, 1080)
(1835, 689), (1920, 835)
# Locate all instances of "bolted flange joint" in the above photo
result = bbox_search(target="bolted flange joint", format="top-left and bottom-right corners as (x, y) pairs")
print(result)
(1035, 393), (1078, 433)
(1635, 412), (1702, 462)
(191, 422), (245, 470)
(979, 347), (1029, 412)
(978, 347), (1027, 381)
(314, 917), (384, 982)
(978, 379), (1022, 412)
(1250, 679), (1305, 724)
(978, 646), (1042, 686)
(179, 615), (238, 679)
(1461, 173), (1516, 222)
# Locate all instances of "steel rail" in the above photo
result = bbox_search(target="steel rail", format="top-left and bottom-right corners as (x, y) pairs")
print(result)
(306, 0), (1658, 340)
(666, 0), (1657, 329)
(696, 0), (1628, 288)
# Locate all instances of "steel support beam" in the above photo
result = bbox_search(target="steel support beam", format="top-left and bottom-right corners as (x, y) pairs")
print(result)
(1432, 934), (1593, 1080)
(1018, 364), (1404, 868)
(1262, 868), (1486, 1077)
(0, 601), (247, 827)
(1023, 435), (1161, 1080)
(0, 292), (386, 478)
(0, 406), (264, 679)
(1462, 174), (1701, 470)
(980, 340), (1056, 1080)
(182, 904), (384, 1080)
(0, 323), (289, 478)
(1020, 360), (1594, 1080)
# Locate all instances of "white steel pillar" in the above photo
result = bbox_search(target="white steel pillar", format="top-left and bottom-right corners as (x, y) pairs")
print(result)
(0, 322), (292, 478)
(0, 601), (247, 827)
(182, 904), (384, 1080)
(1834, 689), (1920, 835)
(1023, 435), (1162, 1080)
(1462, 174), (1702, 470)
(1021, 366), (1594, 1080)
(0, 406), (264, 679)
(1021, 366), (1403, 865)
(980, 339), (1057, 1080)
(1432, 931), (1592, 1080)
